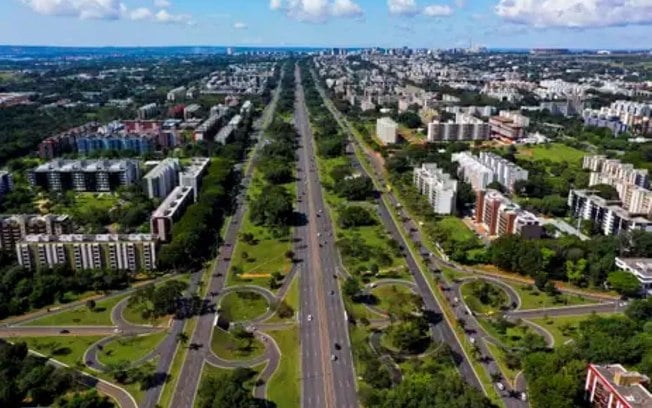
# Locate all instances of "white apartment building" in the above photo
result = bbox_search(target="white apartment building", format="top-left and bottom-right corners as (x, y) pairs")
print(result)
(568, 190), (652, 236)
(167, 86), (187, 102)
(150, 186), (194, 242)
(143, 158), (181, 199)
(137, 103), (158, 120)
(16, 234), (157, 272)
(451, 152), (494, 191)
(615, 257), (652, 295)
(444, 105), (496, 118)
(452, 151), (528, 192)
(583, 155), (652, 217)
(413, 163), (458, 214)
(427, 113), (490, 142)
(376, 117), (398, 145)
(180, 157), (210, 202)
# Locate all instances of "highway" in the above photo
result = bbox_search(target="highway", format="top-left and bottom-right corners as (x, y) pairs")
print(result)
(294, 65), (358, 408)
(169, 71), (284, 408)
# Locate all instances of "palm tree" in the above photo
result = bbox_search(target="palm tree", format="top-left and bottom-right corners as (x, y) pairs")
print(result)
(176, 332), (189, 344)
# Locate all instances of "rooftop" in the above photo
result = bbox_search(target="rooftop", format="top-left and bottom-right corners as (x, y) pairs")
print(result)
(22, 233), (157, 244)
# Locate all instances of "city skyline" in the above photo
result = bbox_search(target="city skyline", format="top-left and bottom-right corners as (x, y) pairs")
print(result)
(1, 1), (651, 49)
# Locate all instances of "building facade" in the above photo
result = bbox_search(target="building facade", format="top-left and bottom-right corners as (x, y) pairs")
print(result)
(568, 190), (652, 236)
(0, 171), (13, 198)
(28, 160), (140, 192)
(0, 214), (72, 252)
(376, 117), (398, 145)
(475, 189), (542, 238)
(143, 158), (181, 199)
(413, 163), (457, 214)
(16, 234), (157, 272)
(489, 111), (530, 141)
(180, 157), (211, 202)
(452, 151), (528, 192)
(427, 113), (490, 142)
(585, 364), (651, 408)
(150, 186), (194, 242)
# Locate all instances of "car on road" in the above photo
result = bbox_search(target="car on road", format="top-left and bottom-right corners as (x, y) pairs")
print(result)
(307, 314), (312, 322)
(59, 329), (70, 334)
(331, 354), (337, 361)
(521, 393), (527, 401)
(330, 290), (335, 295)
(334, 342), (341, 350)
(496, 382), (505, 391)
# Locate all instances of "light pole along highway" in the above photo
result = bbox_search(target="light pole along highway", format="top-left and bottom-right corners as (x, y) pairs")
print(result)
(294, 64), (358, 408)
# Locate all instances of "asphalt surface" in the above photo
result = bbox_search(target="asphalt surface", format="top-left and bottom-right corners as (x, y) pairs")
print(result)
(507, 302), (623, 319)
(169, 69), (284, 408)
(295, 65), (358, 408)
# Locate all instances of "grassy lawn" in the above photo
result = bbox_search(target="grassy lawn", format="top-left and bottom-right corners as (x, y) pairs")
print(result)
(267, 273), (300, 324)
(344, 296), (386, 321)
(528, 313), (619, 347)
(512, 283), (596, 310)
(5, 336), (103, 367)
(49, 192), (119, 215)
(267, 328), (300, 408)
(24, 294), (129, 326)
(210, 328), (266, 361)
(442, 267), (473, 284)
(370, 284), (414, 314)
(122, 303), (170, 327)
(98, 331), (168, 367)
(219, 291), (270, 322)
(516, 143), (585, 163)
(477, 317), (542, 349)
(460, 281), (508, 315)
(436, 217), (477, 242)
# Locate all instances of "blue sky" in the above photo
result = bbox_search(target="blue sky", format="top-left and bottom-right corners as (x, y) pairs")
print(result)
(1, 1), (652, 49)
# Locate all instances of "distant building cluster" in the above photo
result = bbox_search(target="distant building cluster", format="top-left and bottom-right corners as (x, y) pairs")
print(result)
(583, 101), (652, 136)
(452, 151), (528, 192)
(0, 92), (34, 107)
(567, 190), (652, 236)
(413, 163), (457, 215)
(28, 159), (140, 192)
(203, 63), (275, 95)
(475, 189), (542, 239)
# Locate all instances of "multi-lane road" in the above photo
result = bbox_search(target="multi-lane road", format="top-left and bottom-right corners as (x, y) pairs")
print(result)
(294, 65), (358, 408)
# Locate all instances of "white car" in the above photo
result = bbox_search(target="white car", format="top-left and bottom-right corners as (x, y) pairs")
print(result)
(307, 314), (313, 322)
(496, 383), (505, 391)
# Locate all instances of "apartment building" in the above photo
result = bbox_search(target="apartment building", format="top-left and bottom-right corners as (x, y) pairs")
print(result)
(28, 159), (140, 192)
(583, 156), (652, 217)
(183, 104), (202, 120)
(376, 117), (398, 145)
(475, 189), (542, 239)
(0, 171), (13, 198)
(167, 86), (187, 102)
(413, 163), (457, 214)
(452, 151), (528, 192)
(427, 113), (490, 142)
(489, 111), (530, 141)
(585, 101), (652, 135)
(76, 133), (154, 156)
(567, 190), (652, 236)
(143, 158), (181, 199)
(583, 109), (629, 135)
(615, 257), (652, 296)
(38, 122), (102, 159)
(0, 214), (72, 252)
(444, 105), (496, 118)
(137, 103), (158, 120)
(180, 157), (210, 202)
(150, 186), (194, 242)
(585, 364), (651, 408)
(16, 233), (157, 272)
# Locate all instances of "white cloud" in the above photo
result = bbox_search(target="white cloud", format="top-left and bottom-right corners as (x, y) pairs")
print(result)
(153, 0), (171, 8)
(21, 0), (123, 20)
(233, 21), (248, 29)
(423, 4), (453, 16)
(271, 0), (363, 22)
(129, 7), (152, 20)
(496, 0), (652, 28)
(388, 0), (418, 15)
(155, 9), (191, 24)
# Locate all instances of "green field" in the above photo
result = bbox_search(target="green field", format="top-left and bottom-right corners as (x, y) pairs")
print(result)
(267, 328), (300, 408)
(24, 294), (128, 326)
(219, 291), (270, 322)
(370, 284), (414, 314)
(477, 318), (543, 349)
(511, 283), (596, 310)
(98, 331), (168, 367)
(441, 267), (473, 284)
(460, 281), (508, 315)
(6, 336), (104, 367)
(528, 313), (619, 347)
(436, 217), (477, 242)
(516, 143), (585, 163)
(210, 328), (266, 361)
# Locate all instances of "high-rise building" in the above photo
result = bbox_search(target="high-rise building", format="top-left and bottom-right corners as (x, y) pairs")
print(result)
(452, 151), (528, 192)
(413, 163), (458, 214)
(38, 122), (101, 159)
(167, 87), (187, 102)
(0, 171), (13, 198)
(180, 157), (211, 202)
(150, 186), (194, 242)
(475, 189), (542, 239)
(137, 103), (158, 120)
(489, 111), (530, 141)
(427, 113), (490, 142)
(0, 214), (72, 252)
(16, 234), (157, 272)
(376, 117), (398, 145)
(143, 158), (181, 199)
(585, 364), (651, 408)
(28, 160), (140, 192)
(567, 190), (652, 236)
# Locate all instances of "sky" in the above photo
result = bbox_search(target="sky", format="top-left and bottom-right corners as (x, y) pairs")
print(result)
(1, 0), (652, 49)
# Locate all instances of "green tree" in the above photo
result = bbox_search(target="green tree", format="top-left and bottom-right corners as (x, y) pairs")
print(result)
(607, 271), (641, 297)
